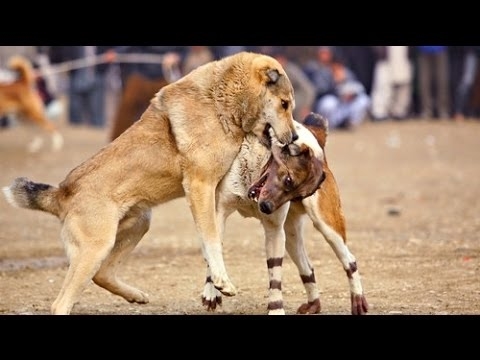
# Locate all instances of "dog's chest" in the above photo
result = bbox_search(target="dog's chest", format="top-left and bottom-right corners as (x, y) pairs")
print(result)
(219, 138), (269, 209)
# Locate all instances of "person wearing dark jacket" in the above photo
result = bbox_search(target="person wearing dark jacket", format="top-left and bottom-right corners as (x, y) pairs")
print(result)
(452, 46), (480, 120)
(108, 46), (187, 141)
(53, 46), (114, 128)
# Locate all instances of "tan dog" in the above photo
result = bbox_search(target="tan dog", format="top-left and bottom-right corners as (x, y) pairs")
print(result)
(2, 51), (297, 315)
(203, 113), (369, 315)
(0, 55), (63, 152)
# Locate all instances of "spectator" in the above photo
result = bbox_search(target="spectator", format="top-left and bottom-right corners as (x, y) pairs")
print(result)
(370, 46), (414, 121)
(57, 46), (115, 128)
(304, 46), (371, 130)
(108, 46), (187, 141)
(415, 46), (450, 119)
(452, 46), (480, 120)
(339, 46), (376, 96)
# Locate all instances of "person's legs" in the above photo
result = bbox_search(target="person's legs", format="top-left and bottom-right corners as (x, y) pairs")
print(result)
(68, 87), (85, 126)
(391, 82), (412, 119)
(435, 51), (451, 118)
(348, 93), (371, 127)
(316, 95), (343, 128)
(89, 74), (107, 128)
(454, 51), (478, 118)
(417, 53), (433, 118)
(370, 60), (392, 120)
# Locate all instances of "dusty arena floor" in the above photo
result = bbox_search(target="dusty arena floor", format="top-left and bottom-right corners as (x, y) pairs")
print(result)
(0, 118), (479, 315)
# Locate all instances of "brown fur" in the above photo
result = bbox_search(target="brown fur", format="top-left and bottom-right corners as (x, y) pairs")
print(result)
(0, 55), (63, 152)
(2, 51), (297, 314)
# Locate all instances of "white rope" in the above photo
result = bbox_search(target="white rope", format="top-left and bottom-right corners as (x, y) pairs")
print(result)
(37, 53), (182, 83)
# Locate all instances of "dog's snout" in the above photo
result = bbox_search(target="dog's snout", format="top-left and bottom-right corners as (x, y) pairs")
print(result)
(259, 201), (274, 214)
(291, 131), (298, 142)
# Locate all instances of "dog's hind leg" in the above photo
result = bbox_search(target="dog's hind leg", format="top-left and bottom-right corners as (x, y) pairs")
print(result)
(92, 209), (151, 305)
(51, 208), (119, 315)
(302, 194), (369, 315)
(22, 101), (63, 152)
(284, 209), (321, 315)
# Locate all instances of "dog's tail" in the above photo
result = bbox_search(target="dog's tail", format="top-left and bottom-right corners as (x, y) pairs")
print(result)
(2, 177), (61, 217)
(8, 55), (36, 85)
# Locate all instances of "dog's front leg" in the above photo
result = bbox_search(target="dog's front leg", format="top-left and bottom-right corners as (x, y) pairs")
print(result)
(186, 179), (237, 297)
(284, 209), (321, 314)
(201, 203), (231, 310)
(261, 204), (289, 315)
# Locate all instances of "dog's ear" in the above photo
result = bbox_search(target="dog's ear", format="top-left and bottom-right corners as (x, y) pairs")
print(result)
(266, 69), (280, 84)
(252, 56), (284, 85)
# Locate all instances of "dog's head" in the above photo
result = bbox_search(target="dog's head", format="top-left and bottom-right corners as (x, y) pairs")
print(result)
(248, 115), (327, 214)
(242, 53), (298, 147)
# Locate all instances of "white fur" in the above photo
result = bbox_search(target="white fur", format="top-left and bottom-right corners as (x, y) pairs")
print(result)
(2, 186), (17, 207)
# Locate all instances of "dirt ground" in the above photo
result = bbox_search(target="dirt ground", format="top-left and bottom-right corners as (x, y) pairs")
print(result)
(0, 117), (479, 316)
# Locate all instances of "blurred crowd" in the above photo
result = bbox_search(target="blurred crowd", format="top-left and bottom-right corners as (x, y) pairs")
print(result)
(1, 46), (479, 137)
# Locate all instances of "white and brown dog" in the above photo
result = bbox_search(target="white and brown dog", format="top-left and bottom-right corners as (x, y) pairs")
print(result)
(203, 113), (369, 315)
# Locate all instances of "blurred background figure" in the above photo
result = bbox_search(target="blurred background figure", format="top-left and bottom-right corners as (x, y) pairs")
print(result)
(52, 46), (115, 128)
(304, 46), (370, 130)
(0, 46), (39, 128)
(108, 46), (187, 141)
(370, 46), (413, 121)
(182, 46), (214, 75)
(415, 46), (450, 119)
(452, 46), (480, 121)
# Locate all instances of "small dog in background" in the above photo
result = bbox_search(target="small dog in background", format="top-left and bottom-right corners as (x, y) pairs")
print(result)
(0, 55), (63, 152)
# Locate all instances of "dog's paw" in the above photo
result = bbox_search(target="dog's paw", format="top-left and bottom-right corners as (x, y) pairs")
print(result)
(296, 298), (321, 314)
(213, 277), (237, 297)
(52, 132), (64, 151)
(126, 290), (150, 304)
(28, 136), (44, 153)
(268, 309), (286, 315)
(351, 293), (368, 315)
(201, 283), (223, 311)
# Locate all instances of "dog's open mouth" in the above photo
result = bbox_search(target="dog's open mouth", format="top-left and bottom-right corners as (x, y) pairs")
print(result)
(248, 172), (268, 202)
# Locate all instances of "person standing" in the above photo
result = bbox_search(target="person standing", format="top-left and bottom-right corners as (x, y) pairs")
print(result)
(452, 46), (480, 120)
(370, 46), (414, 121)
(57, 46), (115, 128)
(416, 46), (450, 119)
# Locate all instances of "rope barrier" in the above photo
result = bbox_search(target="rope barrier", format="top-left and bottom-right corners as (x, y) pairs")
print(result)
(36, 53), (182, 83)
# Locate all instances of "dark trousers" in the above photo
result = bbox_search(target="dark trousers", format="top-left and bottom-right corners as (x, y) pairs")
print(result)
(417, 51), (450, 118)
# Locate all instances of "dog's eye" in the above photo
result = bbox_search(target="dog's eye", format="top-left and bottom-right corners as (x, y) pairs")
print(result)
(281, 100), (289, 110)
(284, 175), (293, 189)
